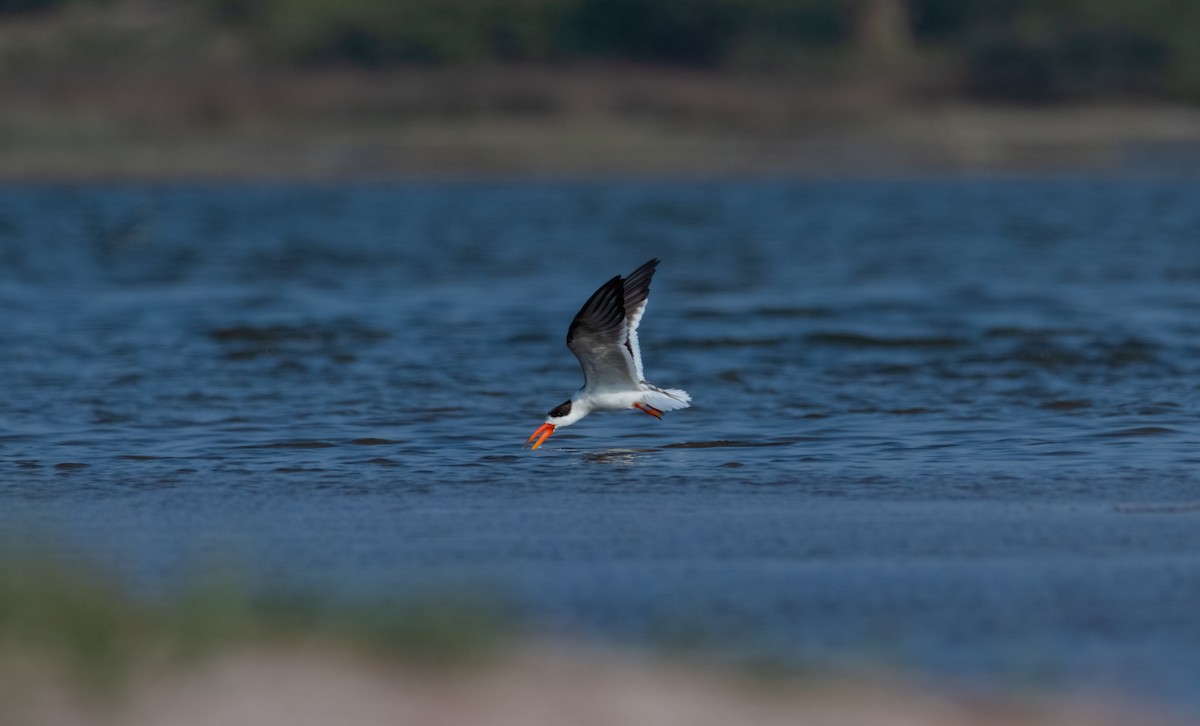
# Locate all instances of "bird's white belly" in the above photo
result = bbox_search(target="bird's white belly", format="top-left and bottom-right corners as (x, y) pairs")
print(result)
(584, 389), (643, 412)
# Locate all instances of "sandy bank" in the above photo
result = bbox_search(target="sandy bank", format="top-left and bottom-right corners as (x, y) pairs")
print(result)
(7, 645), (1191, 726)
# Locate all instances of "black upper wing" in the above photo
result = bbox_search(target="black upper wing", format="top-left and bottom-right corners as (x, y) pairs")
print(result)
(621, 259), (658, 326)
(565, 273), (638, 389)
(566, 274), (625, 348)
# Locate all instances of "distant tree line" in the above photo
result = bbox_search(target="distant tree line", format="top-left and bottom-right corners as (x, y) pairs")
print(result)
(3, 0), (1198, 101)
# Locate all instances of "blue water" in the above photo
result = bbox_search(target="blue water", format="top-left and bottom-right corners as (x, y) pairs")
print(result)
(2, 179), (1199, 708)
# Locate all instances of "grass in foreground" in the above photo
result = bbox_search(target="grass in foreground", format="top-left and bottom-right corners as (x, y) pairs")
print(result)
(0, 552), (1192, 726)
(0, 553), (505, 693)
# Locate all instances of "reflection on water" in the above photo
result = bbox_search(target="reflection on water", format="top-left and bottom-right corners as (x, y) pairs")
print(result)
(1, 179), (1200, 709)
(581, 448), (656, 465)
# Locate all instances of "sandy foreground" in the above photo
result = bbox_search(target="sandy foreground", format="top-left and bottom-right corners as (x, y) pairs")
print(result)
(5, 645), (1192, 726)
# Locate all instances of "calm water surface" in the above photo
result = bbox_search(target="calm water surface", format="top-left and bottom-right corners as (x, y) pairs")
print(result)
(2, 179), (1199, 707)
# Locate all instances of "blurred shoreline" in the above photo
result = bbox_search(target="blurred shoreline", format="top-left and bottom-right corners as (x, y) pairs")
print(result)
(5, 65), (1200, 181)
(5, 0), (1200, 180)
(9, 644), (1195, 726)
(5, 551), (1190, 726)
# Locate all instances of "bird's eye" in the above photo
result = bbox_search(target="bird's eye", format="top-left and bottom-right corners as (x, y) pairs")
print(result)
(549, 401), (572, 418)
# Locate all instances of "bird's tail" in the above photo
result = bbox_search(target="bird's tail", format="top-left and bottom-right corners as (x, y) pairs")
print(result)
(643, 385), (691, 412)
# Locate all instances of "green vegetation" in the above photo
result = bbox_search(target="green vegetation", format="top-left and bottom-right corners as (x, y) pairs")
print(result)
(0, 553), (505, 691)
(2, 0), (1199, 178)
(202, 0), (850, 67)
(0, 0), (68, 13)
(911, 0), (1200, 101)
(2, 0), (1199, 101)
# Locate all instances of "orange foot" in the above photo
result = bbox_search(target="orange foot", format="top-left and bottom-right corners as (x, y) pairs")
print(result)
(633, 402), (664, 419)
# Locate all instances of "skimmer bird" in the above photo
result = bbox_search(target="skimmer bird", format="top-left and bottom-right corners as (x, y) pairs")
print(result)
(525, 259), (691, 450)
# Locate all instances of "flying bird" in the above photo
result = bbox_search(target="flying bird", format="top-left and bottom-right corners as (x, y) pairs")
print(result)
(525, 259), (691, 450)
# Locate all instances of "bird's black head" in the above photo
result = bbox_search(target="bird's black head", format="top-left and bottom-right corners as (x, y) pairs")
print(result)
(547, 401), (572, 419)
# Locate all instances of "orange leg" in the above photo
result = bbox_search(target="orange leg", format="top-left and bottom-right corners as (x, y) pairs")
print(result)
(633, 403), (664, 419)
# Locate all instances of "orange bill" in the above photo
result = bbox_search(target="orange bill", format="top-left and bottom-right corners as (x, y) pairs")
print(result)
(525, 422), (556, 450)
